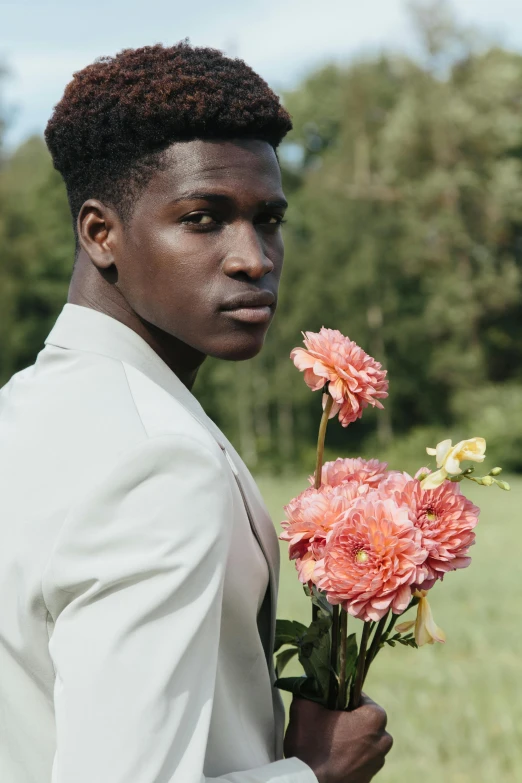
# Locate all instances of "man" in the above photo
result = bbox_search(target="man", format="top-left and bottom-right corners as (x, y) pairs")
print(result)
(0, 43), (392, 783)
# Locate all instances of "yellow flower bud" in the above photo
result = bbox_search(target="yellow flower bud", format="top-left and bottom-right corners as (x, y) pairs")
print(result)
(422, 437), (487, 490)
(413, 592), (446, 647)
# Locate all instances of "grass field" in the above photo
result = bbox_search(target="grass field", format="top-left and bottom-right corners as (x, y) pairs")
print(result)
(256, 474), (522, 783)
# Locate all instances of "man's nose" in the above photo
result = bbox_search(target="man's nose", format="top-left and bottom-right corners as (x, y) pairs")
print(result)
(222, 224), (275, 280)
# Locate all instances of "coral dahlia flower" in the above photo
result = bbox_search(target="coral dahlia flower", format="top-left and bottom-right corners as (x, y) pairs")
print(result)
(392, 477), (479, 588)
(280, 483), (367, 585)
(374, 469), (412, 495)
(315, 497), (426, 622)
(290, 328), (389, 427)
(312, 457), (389, 490)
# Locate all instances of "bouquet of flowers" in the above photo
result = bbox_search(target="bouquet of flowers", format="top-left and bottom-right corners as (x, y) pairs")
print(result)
(275, 328), (510, 711)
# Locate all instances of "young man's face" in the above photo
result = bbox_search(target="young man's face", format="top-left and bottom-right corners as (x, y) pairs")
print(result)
(111, 139), (287, 361)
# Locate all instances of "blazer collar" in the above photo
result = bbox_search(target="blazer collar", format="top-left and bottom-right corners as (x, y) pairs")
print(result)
(45, 303), (217, 439)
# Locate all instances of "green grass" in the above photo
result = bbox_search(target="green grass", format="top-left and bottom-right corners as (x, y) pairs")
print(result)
(256, 474), (522, 783)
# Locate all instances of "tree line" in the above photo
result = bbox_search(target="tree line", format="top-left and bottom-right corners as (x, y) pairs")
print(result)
(1, 2), (521, 472)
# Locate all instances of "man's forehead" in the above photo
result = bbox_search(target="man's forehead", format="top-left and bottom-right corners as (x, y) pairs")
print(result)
(162, 138), (280, 179)
(146, 138), (283, 201)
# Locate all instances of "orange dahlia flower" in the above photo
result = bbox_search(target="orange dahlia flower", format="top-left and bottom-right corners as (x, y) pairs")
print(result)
(315, 497), (426, 622)
(290, 328), (389, 426)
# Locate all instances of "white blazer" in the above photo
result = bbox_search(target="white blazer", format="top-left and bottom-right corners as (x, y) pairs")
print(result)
(0, 304), (316, 783)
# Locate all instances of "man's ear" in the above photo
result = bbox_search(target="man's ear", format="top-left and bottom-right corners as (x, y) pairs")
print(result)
(77, 199), (121, 271)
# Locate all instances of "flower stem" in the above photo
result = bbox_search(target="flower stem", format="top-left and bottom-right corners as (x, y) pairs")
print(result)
(327, 604), (340, 709)
(336, 610), (348, 710)
(312, 392), (333, 625)
(384, 610), (401, 639)
(314, 393), (334, 489)
(363, 612), (389, 683)
(363, 605), (416, 675)
(349, 621), (372, 711)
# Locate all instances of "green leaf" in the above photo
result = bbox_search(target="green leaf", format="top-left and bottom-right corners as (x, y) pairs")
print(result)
(274, 615), (334, 702)
(275, 676), (325, 705)
(299, 618), (332, 698)
(275, 647), (298, 678)
(274, 619), (308, 652)
(338, 634), (360, 710)
(311, 586), (333, 616)
(301, 614), (332, 643)
(344, 633), (359, 683)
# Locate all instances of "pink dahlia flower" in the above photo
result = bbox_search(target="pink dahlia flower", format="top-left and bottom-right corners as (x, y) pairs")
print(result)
(311, 457), (389, 490)
(392, 477), (479, 588)
(315, 496), (426, 622)
(290, 328), (389, 427)
(280, 483), (367, 584)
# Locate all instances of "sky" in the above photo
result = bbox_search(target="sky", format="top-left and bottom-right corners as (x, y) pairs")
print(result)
(2, 0), (522, 148)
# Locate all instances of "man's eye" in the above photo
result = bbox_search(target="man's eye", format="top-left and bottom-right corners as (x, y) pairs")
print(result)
(259, 215), (286, 226)
(182, 213), (217, 226)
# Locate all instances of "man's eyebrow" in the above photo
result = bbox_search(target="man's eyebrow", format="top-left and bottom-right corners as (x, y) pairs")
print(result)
(264, 199), (289, 209)
(169, 192), (230, 204)
(168, 192), (288, 209)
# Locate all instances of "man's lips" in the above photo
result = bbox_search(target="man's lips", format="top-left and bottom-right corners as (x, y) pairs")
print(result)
(220, 290), (276, 324)
(221, 290), (276, 310)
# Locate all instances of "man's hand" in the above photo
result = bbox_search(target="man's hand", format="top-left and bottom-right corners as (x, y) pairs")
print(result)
(284, 694), (393, 783)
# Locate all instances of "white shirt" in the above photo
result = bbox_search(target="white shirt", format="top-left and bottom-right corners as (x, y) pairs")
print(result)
(0, 304), (316, 783)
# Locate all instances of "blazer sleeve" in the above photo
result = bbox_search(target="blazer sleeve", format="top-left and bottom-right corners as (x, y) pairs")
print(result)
(42, 434), (317, 783)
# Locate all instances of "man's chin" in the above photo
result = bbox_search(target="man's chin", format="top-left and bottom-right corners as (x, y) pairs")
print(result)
(206, 328), (268, 362)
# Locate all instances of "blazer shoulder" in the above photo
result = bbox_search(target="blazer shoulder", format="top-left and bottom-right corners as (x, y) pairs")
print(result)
(5, 346), (220, 476)
(121, 361), (220, 456)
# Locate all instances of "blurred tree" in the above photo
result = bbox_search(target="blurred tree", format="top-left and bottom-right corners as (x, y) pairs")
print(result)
(0, 136), (73, 382)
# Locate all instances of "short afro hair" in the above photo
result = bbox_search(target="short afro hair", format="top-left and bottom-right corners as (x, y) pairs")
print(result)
(44, 42), (292, 236)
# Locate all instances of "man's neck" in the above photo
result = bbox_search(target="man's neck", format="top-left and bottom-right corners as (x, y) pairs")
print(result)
(68, 253), (205, 390)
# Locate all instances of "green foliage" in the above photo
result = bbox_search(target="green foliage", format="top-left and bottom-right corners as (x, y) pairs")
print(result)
(0, 136), (74, 382)
(274, 646), (298, 678)
(343, 633), (359, 684)
(273, 619), (308, 652)
(383, 631), (418, 649)
(274, 612), (333, 704)
(272, 675), (324, 704)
